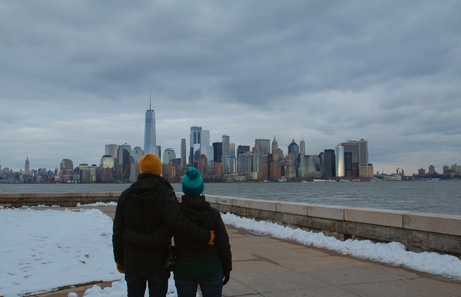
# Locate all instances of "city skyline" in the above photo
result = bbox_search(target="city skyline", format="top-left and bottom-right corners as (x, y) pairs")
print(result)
(1, 1), (460, 175)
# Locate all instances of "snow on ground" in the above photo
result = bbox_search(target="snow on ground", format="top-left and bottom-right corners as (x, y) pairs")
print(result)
(1, 208), (461, 297)
(0, 208), (119, 297)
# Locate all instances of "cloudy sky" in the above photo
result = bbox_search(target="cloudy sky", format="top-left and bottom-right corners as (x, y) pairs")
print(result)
(1, 0), (460, 175)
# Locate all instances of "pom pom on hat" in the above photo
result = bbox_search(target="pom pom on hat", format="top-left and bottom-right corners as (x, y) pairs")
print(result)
(182, 167), (204, 196)
(138, 153), (162, 175)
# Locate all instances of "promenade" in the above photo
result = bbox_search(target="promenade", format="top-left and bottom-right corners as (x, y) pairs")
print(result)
(34, 205), (461, 297)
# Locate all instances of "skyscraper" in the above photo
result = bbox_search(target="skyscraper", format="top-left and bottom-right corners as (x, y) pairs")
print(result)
(335, 145), (345, 177)
(181, 139), (186, 168)
(222, 135), (230, 173)
(25, 156), (30, 175)
(358, 139), (369, 177)
(163, 148), (176, 165)
(255, 139), (270, 154)
(272, 136), (278, 155)
(213, 142), (222, 164)
(105, 144), (118, 162)
(341, 140), (359, 177)
(323, 149), (335, 178)
(300, 139), (306, 155)
(144, 97), (156, 155)
(190, 126), (202, 164)
(201, 130), (210, 154)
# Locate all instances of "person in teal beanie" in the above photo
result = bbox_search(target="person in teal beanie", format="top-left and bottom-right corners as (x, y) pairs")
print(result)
(174, 167), (232, 296)
(123, 167), (232, 297)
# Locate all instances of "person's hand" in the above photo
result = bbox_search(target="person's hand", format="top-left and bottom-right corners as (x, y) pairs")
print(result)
(208, 230), (215, 245)
(116, 262), (125, 274)
(223, 272), (230, 285)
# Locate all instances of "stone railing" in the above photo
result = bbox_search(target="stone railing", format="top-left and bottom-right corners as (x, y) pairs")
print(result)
(0, 192), (122, 207)
(1, 192), (460, 257)
(197, 194), (461, 257)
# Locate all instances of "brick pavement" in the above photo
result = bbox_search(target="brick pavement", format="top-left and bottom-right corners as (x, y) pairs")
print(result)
(32, 206), (461, 297)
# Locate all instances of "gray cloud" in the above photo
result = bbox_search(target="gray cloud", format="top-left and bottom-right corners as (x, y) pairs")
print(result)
(1, 0), (460, 174)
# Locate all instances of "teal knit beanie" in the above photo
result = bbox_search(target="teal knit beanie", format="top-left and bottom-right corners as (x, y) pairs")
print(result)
(182, 167), (204, 196)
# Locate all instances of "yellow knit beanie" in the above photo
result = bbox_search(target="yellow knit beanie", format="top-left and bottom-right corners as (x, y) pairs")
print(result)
(138, 153), (162, 175)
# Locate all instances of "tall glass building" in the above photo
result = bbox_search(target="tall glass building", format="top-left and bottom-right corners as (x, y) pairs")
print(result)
(222, 135), (230, 173)
(190, 126), (202, 164)
(144, 99), (156, 155)
(335, 145), (345, 177)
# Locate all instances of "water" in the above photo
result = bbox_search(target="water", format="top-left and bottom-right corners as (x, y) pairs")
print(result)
(1, 181), (460, 216)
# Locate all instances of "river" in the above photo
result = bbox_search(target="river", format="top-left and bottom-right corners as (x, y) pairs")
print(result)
(1, 180), (460, 216)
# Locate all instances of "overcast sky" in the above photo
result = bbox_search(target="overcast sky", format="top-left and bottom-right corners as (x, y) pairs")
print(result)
(1, 0), (460, 175)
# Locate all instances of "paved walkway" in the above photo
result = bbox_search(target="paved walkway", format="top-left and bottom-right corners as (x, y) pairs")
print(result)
(34, 206), (461, 297)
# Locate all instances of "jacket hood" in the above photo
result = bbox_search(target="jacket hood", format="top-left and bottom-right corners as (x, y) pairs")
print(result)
(180, 194), (213, 223)
(129, 173), (174, 203)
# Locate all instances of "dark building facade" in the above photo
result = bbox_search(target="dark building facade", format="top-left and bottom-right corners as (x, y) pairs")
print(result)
(213, 142), (222, 164)
(323, 149), (335, 178)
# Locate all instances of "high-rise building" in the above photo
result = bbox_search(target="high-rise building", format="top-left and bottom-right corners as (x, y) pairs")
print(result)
(238, 151), (252, 174)
(198, 154), (208, 176)
(341, 140), (359, 177)
(300, 139), (306, 155)
(181, 139), (187, 168)
(255, 139), (270, 154)
(344, 152), (352, 176)
(358, 139), (368, 176)
(260, 154), (272, 180)
(252, 147), (260, 173)
(229, 143), (235, 157)
(132, 147), (144, 163)
(222, 135), (230, 173)
(237, 145), (250, 156)
(323, 149), (335, 178)
(418, 168), (426, 176)
(288, 139), (300, 174)
(272, 136), (278, 155)
(144, 97), (156, 155)
(428, 165), (436, 174)
(205, 146), (214, 168)
(226, 155), (235, 174)
(201, 130), (210, 154)
(105, 144), (118, 162)
(190, 126), (202, 164)
(163, 148), (176, 165)
(24, 156), (30, 175)
(60, 159), (74, 183)
(335, 145), (345, 177)
(213, 142), (222, 164)
(118, 143), (133, 180)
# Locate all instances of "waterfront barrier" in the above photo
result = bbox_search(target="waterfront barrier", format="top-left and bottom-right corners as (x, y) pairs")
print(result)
(1, 192), (460, 257)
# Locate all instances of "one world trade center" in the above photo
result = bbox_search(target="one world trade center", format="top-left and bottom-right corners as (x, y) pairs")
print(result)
(144, 97), (156, 155)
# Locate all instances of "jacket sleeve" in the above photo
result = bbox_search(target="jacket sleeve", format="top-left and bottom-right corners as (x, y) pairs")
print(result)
(162, 194), (211, 244)
(112, 192), (126, 264)
(214, 212), (232, 274)
(123, 224), (173, 249)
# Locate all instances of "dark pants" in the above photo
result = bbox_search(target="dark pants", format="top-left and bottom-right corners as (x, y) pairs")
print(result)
(125, 267), (170, 297)
(175, 269), (223, 297)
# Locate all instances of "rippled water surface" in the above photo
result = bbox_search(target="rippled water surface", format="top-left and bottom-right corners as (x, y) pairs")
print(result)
(1, 181), (460, 215)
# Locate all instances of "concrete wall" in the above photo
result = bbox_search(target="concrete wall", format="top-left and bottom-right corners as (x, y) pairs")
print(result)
(0, 192), (121, 207)
(1, 192), (460, 257)
(193, 194), (461, 257)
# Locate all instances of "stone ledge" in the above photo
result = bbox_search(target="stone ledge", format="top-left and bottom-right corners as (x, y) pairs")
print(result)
(308, 204), (346, 220)
(345, 207), (408, 228)
(276, 202), (308, 216)
(403, 212), (461, 236)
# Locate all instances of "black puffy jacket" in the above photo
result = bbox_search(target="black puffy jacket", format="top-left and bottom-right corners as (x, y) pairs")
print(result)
(112, 173), (211, 271)
(175, 194), (232, 275)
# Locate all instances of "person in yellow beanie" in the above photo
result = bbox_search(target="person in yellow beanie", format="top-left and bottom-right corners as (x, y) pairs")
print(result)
(113, 153), (215, 297)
